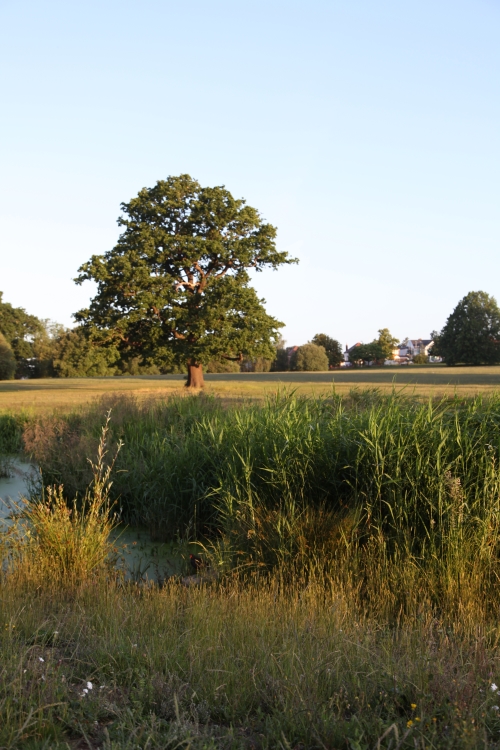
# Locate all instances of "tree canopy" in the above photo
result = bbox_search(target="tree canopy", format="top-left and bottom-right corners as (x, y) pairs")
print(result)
(310, 334), (343, 367)
(348, 328), (399, 365)
(0, 291), (44, 364)
(75, 175), (296, 387)
(375, 328), (399, 360)
(0, 333), (16, 380)
(291, 343), (329, 371)
(437, 291), (500, 366)
(349, 342), (385, 365)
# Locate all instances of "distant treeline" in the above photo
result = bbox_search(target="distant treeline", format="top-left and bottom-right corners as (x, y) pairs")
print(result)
(0, 291), (345, 378)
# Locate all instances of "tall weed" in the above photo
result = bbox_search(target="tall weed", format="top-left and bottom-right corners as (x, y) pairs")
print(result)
(2, 413), (121, 591)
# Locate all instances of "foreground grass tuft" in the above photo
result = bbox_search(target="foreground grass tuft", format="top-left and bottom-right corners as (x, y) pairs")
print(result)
(1, 413), (121, 593)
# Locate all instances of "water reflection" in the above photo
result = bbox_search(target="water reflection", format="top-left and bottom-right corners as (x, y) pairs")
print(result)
(0, 459), (37, 522)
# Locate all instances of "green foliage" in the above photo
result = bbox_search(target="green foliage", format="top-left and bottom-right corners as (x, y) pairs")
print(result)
(3, 415), (120, 591)
(24, 389), (500, 582)
(311, 333), (343, 366)
(349, 341), (385, 364)
(291, 343), (329, 371)
(439, 290), (500, 365)
(271, 346), (290, 371)
(0, 413), (23, 453)
(413, 352), (429, 364)
(51, 328), (120, 377)
(0, 332), (16, 380)
(7, 394), (500, 746)
(375, 327), (399, 359)
(75, 175), (297, 383)
(349, 329), (399, 365)
(429, 329), (441, 357)
(206, 358), (240, 373)
(253, 356), (272, 372)
(0, 291), (44, 363)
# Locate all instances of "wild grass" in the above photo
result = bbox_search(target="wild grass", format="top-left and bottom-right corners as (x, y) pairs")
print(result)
(0, 412), (24, 453)
(4, 390), (500, 746)
(21, 390), (500, 575)
(1, 414), (121, 593)
(2, 565), (500, 747)
(2, 365), (500, 413)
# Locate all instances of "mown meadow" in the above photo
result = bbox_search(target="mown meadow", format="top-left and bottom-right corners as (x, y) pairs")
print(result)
(3, 389), (500, 748)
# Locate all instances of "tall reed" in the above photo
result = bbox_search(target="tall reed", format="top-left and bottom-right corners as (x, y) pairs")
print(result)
(19, 390), (500, 617)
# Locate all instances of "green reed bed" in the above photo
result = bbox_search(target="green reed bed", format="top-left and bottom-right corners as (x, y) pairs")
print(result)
(21, 390), (500, 570)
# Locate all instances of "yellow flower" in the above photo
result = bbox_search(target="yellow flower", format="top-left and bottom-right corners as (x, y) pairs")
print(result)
(411, 703), (417, 710)
(407, 720), (413, 728)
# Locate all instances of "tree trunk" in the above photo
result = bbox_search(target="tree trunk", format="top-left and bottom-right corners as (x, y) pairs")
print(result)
(186, 360), (204, 388)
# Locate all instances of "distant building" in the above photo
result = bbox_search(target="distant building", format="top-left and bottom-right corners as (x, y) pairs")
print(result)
(342, 342), (362, 366)
(344, 338), (441, 366)
(395, 339), (441, 363)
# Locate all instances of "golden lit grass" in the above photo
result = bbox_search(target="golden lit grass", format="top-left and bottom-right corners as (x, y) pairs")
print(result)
(2, 558), (500, 747)
(1, 365), (500, 412)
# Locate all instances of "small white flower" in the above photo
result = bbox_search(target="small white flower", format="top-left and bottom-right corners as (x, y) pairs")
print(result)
(39, 657), (44, 663)
(23, 669), (27, 674)
(86, 681), (93, 690)
(100, 685), (105, 689)
(491, 683), (498, 692)
(492, 705), (499, 711)
(82, 688), (88, 695)
(41, 675), (45, 681)
(132, 643), (137, 648)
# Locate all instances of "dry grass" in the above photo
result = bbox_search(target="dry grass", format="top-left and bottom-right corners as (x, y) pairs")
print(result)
(2, 365), (500, 413)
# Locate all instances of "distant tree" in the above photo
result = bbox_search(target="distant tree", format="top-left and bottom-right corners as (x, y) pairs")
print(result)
(272, 347), (290, 371)
(291, 343), (329, 371)
(429, 330), (441, 358)
(75, 175), (296, 388)
(413, 353), (429, 364)
(240, 356), (272, 372)
(349, 342), (385, 365)
(311, 334), (343, 367)
(0, 291), (44, 368)
(0, 333), (16, 380)
(270, 335), (289, 371)
(375, 328), (399, 360)
(28, 320), (67, 377)
(438, 291), (500, 366)
(51, 329), (120, 377)
(206, 358), (240, 373)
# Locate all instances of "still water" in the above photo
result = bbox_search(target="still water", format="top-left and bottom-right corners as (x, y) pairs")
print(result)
(0, 458), (180, 582)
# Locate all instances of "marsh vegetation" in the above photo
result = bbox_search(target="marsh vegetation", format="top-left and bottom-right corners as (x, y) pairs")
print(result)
(3, 390), (500, 747)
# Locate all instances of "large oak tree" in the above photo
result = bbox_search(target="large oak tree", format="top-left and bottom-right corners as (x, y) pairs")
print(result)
(75, 175), (296, 387)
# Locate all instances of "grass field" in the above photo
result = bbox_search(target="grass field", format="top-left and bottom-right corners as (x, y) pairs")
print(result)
(1, 365), (500, 412)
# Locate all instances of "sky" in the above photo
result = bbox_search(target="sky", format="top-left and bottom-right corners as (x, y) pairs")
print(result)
(1, 0), (499, 349)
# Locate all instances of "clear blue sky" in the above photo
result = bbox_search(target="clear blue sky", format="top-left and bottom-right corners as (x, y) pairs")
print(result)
(1, 0), (499, 348)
